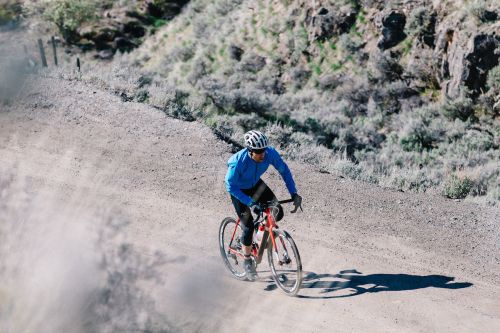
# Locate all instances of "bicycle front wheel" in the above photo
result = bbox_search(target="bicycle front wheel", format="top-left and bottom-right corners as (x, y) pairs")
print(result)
(267, 230), (302, 296)
(219, 217), (247, 280)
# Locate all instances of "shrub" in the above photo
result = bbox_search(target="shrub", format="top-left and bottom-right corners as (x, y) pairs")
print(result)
(282, 142), (333, 168)
(265, 123), (295, 149)
(406, 7), (436, 47)
(338, 33), (365, 53)
(372, 51), (403, 82)
(486, 65), (500, 91)
(229, 88), (272, 115)
(442, 174), (473, 199)
(171, 42), (196, 62)
(0, 2), (20, 26)
(441, 93), (474, 121)
(288, 66), (311, 90)
(466, 163), (499, 196)
(460, 129), (494, 152)
(466, 0), (492, 23)
(238, 53), (266, 73)
(147, 85), (196, 121)
(405, 48), (440, 91)
(331, 152), (379, 184)
(25, 0), (98, 41)
(335, 158), (362, 179)
(335, 78), (370, 116)
(400, 127), (434, 152)
(397, 109), (442, 152)
(386, 168), (441, 193)
(488, 186), (500, 202)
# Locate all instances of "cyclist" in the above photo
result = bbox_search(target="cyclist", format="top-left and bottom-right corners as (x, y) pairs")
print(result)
(225, 130), (302, 281)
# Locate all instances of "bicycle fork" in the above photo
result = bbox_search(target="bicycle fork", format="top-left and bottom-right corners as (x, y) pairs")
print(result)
(228, 219), (242, 261)
(269, 229), (292, 266)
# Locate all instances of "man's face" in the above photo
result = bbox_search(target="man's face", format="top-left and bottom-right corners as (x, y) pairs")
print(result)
(250, 148), (266, 163)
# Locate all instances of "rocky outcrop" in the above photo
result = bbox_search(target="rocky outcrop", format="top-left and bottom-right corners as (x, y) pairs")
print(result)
(376, 10), (407, 50)
(144, 0), (190, 19)
(228, 44), (244, 61)
(306, 5), (358, 41)
(464, 34), (499, 96)
(435, 20), (500, 98)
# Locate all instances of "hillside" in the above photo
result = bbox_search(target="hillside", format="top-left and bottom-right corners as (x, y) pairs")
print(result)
(125, 0), (500, 202)
(1, 0), (499, 203)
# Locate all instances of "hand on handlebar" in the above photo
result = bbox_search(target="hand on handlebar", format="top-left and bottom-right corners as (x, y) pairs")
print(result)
(250, 203), (263, 216)
(291, 193), (303, 213)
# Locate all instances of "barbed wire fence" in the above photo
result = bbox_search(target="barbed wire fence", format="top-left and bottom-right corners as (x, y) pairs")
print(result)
(22, 36), (81, 72)
(0, 35), (82, 105)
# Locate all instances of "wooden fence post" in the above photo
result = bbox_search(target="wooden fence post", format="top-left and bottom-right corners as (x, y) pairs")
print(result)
(51, 36), (58, 66)
(37, 38), (47, 67)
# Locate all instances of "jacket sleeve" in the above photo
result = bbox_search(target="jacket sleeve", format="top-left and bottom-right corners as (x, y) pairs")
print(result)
(269, 148), (297, 196)
(225, 163), (254, 207)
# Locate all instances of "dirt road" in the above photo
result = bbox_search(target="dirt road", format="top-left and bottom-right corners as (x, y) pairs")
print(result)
(1, 75), (499, 332)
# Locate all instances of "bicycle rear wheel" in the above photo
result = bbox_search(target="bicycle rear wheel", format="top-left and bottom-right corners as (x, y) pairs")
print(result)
(219, 217), (247, 280)
(267, 230), (302, 296)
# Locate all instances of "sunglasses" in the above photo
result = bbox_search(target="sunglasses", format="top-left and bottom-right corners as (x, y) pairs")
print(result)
(251, 148), (266, 154)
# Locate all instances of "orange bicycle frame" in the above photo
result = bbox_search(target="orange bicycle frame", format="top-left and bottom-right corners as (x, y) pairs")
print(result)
(227, 208), (281, 264)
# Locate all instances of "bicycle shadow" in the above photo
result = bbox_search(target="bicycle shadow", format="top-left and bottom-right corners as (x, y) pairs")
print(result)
(263, 269), (473, 299)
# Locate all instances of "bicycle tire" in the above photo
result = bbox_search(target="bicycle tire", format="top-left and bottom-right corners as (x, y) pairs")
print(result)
(219, 217), (247, 280)
(267, 229), (302, 296)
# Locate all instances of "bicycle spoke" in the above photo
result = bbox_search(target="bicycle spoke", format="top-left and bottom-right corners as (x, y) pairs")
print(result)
(267, 231), (302, 296)
(219, 218), (246, 279)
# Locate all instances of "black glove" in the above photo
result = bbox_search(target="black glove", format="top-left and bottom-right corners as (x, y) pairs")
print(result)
(250, 203), (262, 216)
(291, 193), (303, 213)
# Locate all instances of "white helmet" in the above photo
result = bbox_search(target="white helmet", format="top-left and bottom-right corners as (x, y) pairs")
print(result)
(244, 130), (269, 150)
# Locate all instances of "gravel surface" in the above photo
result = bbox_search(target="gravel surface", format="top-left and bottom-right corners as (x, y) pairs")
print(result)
(0, 74), (499, 333)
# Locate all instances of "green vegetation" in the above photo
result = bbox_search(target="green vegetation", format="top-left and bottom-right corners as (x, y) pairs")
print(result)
(0, 8), (15, 25)
(25, 0), (98, 41)
(0, 1), (21, 26)
(443, 174), (473, 199)
(68, 0), (499, 204)
(466, 0), (490, 23)
(401, 39), (413, 55)
(331, 62), (342, 71)
(153, 18), (167, 28)
(487, 65), (500, 90)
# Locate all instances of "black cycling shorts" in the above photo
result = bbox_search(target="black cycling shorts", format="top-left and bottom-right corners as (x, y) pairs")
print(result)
(230, 179), (284, 246)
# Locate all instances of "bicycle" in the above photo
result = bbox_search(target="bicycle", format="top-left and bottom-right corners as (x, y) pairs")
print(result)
(219, 198), (303, 296)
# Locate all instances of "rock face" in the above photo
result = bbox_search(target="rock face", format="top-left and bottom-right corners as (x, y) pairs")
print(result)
(228, 44), (244, 61)
(306, 6), (358, 41)
(464, 34), (499, 96)
(123, 20), (146, 38)
(114, 37), (138, 52)
(145, 0), (190, 19)
(435, 20), (500, 98)
(377, 11), (407, 50)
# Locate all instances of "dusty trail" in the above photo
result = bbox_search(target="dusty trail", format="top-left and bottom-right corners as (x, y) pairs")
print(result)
(0, 75), (499, 332)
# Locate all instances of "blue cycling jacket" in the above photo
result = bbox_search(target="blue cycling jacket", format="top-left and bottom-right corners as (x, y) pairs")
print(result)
(225, 146), (297, 206)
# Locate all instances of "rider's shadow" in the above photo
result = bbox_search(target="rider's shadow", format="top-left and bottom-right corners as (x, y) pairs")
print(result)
(264, 269), (473, 298)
